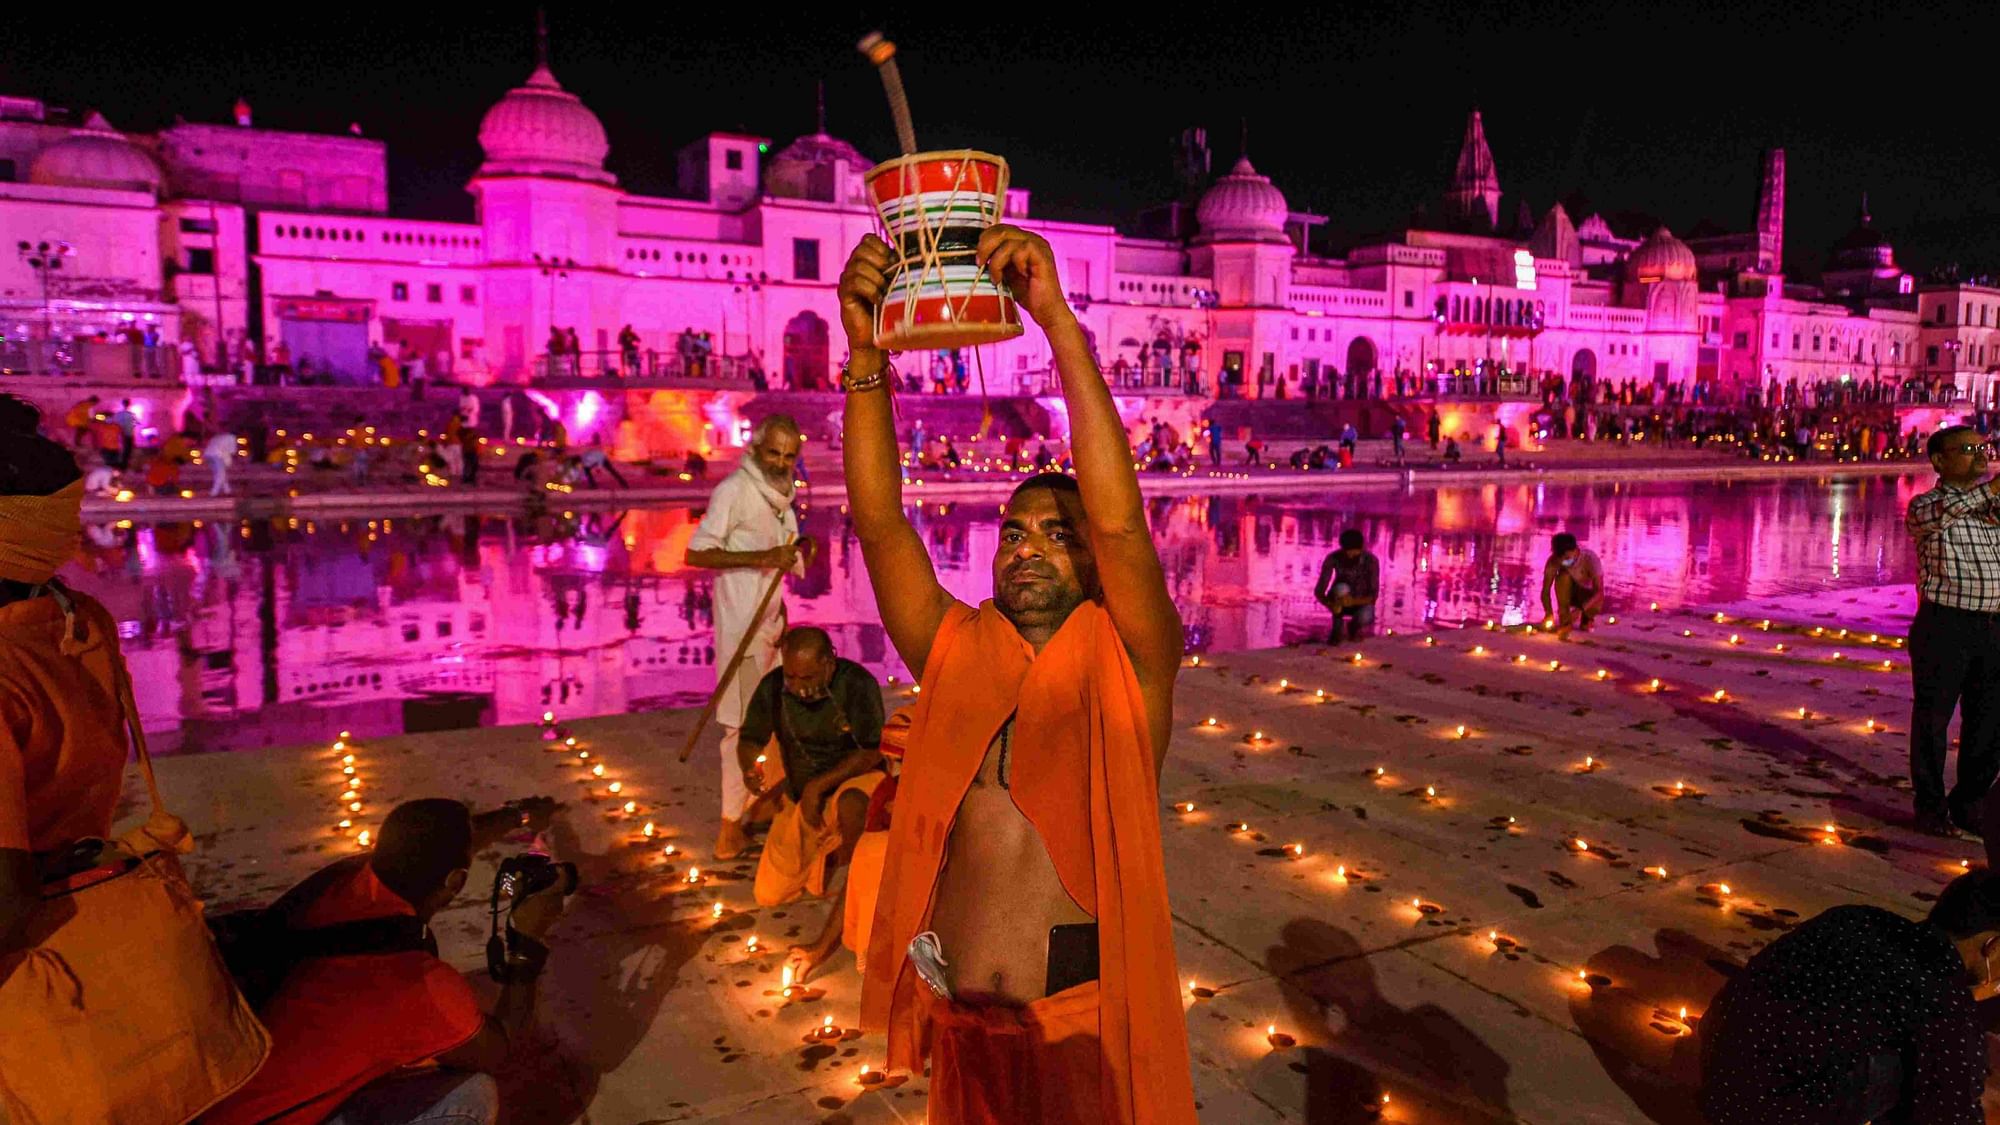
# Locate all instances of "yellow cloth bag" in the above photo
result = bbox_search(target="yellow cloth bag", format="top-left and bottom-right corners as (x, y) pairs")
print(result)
(0, 594), (270, 1125)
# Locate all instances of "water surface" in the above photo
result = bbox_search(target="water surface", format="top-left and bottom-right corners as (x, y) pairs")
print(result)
(59, 474), (1925, 753)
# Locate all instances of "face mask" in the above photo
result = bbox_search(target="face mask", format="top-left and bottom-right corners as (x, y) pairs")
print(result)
(1560, 557), (1575, 568)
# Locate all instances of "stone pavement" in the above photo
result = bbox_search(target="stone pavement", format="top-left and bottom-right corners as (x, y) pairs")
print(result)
(136, 595), (1995, 1124)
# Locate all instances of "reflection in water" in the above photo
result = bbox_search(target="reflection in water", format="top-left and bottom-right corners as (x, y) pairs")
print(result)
(60, 475), (1923, 754)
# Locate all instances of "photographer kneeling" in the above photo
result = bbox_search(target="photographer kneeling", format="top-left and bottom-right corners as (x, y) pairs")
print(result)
(206, 798), (566, 1125)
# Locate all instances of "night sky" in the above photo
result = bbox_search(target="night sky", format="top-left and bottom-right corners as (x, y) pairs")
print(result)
(5, 3), (1996, 278)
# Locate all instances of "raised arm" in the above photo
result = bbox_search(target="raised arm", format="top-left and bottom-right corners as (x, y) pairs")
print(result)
(1907, 478), (2000, 541)
(837, 235), (953, 675)
(979, 226), (1183, 752)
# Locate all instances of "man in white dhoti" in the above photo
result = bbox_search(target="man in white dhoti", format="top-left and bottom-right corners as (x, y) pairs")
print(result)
(685, 414), (813, 859)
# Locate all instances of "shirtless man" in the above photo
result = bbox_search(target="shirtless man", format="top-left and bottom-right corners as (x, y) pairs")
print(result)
(840, 228), (1195, 1123)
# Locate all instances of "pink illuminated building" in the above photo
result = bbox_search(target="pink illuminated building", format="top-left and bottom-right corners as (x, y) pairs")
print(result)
(0, 55), (1940, 416)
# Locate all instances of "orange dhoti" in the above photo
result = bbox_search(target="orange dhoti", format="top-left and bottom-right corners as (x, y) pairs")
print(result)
(920, 981), (1104, 1125)
(842, 829), (889, 970)
(752, 771), (884, 906)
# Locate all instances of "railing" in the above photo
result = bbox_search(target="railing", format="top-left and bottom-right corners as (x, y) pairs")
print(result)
(532, 348), (755, 384)
(1015, 365), (1201, 397)
(0, 339), (178, 381)
(1898, 385), (1967, 405)
(1428, 373), (1539, 399)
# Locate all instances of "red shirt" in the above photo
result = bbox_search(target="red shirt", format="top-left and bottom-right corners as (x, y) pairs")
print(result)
(202, 862), (485, 1125)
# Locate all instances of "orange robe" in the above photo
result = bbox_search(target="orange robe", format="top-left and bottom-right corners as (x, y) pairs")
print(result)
(860, 600), (1195, 1124)
(0, 591), (129, 853)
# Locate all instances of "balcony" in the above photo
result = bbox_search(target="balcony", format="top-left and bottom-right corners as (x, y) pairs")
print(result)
(1009, 364), (1201, 398)
(1427, 371), (1539, 401)
(0, 339), (176, 381)
(531, 349), (754, 389)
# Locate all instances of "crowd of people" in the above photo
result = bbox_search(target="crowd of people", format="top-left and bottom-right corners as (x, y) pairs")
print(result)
(1263, 358), (1986, 413)
(45, 387), (672, 502)
(11, 229), (2000, 1125)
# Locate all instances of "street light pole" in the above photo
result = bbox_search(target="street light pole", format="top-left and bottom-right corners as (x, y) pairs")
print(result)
(16, 239), (73, 346)
(533, 253), (572, 377)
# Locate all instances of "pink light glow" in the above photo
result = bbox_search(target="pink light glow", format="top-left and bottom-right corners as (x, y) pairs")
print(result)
(523, 389), (561, 421)
(573, 390), (604, 436)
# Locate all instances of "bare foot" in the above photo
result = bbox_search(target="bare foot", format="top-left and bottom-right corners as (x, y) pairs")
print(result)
(787, 938), (841, 984)
(714, 818), (750, 861)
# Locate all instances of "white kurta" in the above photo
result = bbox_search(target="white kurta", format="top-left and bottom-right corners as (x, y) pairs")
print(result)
(690, 462), (801, 811)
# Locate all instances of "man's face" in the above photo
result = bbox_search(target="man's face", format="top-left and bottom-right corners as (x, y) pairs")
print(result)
(752, 428), (801, 488)
(993, 487), (1095, 623)
(1557, 548), (1579, 568)
(782, 648), (835, 701)
(1932, 430), (1989, 482)
(1340, 545), (1362, 560)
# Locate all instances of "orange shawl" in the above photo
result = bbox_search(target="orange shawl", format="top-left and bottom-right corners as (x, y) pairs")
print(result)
(860, 599), (1195, 1124)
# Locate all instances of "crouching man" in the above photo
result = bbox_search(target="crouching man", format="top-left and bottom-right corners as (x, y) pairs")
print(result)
(741, 626), (886, 982)
(203, 798), (567, 1125)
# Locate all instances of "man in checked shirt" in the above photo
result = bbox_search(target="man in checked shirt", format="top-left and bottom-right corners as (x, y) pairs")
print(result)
(1906, 424), (2000, 838)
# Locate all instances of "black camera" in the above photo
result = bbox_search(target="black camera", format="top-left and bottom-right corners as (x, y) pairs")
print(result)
(485, 851), (577, 981)
(495, 852), (578, 901)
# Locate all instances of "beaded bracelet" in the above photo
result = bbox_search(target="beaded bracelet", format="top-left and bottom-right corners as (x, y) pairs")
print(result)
(841, 357), (893, 393)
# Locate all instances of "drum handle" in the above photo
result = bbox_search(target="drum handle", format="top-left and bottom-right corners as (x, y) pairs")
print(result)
(857, 32), (917, 155)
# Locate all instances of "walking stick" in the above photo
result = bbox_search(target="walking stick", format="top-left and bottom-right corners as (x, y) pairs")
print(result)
(678, 537), (796, 763)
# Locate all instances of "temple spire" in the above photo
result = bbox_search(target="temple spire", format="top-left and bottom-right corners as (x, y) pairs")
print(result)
(816, 80), (827, 135)
(1755, 148), (1785, 273)
(535, 7), (549, 69)
(1445, 108), (1501, 231)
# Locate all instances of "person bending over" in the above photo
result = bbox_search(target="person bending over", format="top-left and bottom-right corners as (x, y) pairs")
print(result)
(739, 626), (885, 982)
(204, 798), (566, 1125)
(840, 227), (1196, 1124)
(1314, 528), (1380, 643)
(1700, 868), (1999, 1124)
(1539, 531), (1604, 635)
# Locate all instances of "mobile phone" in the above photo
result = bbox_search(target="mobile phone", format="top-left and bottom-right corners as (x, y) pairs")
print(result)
(1045, 922), (1100, 996)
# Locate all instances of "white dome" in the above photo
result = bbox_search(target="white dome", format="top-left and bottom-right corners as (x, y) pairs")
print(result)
(476, 65), (613, 183)
(1628, 226), (1697, 283)
(29, 113), (161, 194)
(1196, 156), (1289, 243)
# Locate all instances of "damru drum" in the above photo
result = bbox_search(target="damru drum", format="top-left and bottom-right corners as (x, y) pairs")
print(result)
(865, 150), (1025, 353)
